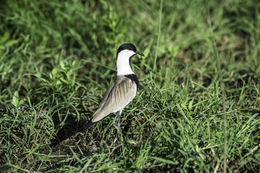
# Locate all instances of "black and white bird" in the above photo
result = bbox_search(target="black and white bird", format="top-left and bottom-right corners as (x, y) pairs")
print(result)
(86, 43), (144, 135)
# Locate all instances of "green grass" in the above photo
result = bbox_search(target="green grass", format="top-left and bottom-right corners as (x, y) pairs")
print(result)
(0, 0), (259, 172)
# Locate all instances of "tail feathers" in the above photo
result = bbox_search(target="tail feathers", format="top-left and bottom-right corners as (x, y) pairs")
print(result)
(80, 120), (96, 132)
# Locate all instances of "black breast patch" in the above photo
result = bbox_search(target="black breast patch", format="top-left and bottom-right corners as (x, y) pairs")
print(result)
(125, 74), (140, 89)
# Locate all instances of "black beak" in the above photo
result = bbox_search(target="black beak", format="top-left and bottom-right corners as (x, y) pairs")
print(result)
(135, 50), (144, 56)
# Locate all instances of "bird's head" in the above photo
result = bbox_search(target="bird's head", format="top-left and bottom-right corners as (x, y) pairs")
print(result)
(116, 43), (144, 58)
(116, 43), (144, 76)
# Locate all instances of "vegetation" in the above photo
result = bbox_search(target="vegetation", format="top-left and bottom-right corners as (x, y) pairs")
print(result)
(0, 0), (259, 172)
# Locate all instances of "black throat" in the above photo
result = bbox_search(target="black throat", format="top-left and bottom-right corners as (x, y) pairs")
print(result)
(125, 74), (140, 89)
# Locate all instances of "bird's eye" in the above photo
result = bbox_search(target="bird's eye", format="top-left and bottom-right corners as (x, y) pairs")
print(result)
(128, 48), (132, 50)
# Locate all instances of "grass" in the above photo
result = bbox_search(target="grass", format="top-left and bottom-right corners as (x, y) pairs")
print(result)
(0, 0), (259, 172)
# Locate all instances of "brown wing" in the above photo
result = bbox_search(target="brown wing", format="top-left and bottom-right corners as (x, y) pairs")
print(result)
(91, 76), (137, 122)
(97, 80), (116, 109)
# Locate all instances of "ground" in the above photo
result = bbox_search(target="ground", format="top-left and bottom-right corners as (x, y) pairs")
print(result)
(0, 0), (259, 172)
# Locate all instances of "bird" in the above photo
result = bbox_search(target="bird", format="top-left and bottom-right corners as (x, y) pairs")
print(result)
(84, 43), (144, 137)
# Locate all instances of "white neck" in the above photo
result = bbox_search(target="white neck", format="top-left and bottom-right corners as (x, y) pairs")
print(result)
(116, 50), (136, 76)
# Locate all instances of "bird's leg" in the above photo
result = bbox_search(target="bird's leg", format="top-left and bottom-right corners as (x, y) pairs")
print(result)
(112, 110), (128, 146)
(112, 111), (121, 139)
(117, 112), (121, 131)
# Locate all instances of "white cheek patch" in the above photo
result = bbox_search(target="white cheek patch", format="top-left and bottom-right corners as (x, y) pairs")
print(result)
(117, 50), (136, 76)
(117, 50), (136, 58)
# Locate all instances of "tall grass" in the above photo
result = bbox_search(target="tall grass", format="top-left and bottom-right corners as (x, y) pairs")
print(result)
(0, 0), (259, 172)
(153, 0), (163, 71)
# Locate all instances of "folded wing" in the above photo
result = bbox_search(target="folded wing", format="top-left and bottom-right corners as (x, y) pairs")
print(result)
(91, 76), (137, 122)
